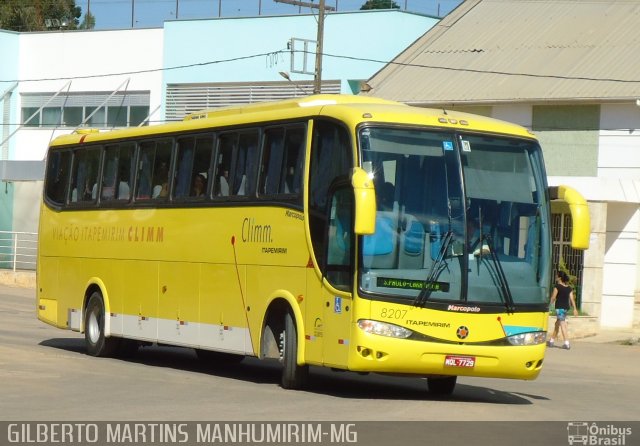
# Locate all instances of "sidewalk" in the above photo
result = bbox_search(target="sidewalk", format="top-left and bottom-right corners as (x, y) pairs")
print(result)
(574, 327), (640, 344)
(548, 314), (640, 344)
(0, 270), (36, 288)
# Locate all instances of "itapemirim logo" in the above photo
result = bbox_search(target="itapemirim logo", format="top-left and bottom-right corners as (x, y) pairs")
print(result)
(567, 422), (632, 445)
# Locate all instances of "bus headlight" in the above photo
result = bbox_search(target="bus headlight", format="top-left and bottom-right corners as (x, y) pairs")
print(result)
(506, 331), (547, 346)
(358, 319), (413, 339)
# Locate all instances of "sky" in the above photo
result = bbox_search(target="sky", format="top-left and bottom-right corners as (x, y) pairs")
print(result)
(75, 0), (463, 30)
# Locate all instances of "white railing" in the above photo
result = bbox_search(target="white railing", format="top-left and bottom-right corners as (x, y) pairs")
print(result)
(0, 231), (37, 271)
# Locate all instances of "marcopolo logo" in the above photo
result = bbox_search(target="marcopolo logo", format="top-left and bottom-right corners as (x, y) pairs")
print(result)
(567, 422), (632, 445)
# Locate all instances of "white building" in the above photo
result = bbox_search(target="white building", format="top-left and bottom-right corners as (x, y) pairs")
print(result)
(364, 0), (640, 329)
(0, 10), (438, 256)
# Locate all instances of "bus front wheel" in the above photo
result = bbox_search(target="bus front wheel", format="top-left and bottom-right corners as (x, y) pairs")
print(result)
(280, 311), (308, 389)
(427, 376), (457, 396)
(84, 291), (119, 357)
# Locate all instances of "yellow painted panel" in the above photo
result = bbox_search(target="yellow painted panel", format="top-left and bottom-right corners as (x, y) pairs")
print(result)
(304, 268), (324, 365)
(57, 257), (90, 323)
(37, 256), (59, 320)
(200, 263), (246, 329)
(158, 262), (200, 324)
(37, 298), (58, 327)
(121, 260), (158, 321)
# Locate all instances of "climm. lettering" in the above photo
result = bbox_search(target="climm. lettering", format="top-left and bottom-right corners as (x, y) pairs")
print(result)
(128, 226), (164, 242)
(242, 218), (272, 243)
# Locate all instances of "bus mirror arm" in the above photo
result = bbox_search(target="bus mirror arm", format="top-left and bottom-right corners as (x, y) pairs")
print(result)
(549, 185), (590, 250)
(351, 167), (376, 235)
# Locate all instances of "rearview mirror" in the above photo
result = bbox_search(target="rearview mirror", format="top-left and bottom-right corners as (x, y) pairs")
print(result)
(351, 167), (376, 235)
(549, 185), (590, 250)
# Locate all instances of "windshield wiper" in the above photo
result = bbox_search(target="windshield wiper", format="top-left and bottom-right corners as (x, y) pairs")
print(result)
(414, 230), (453, 307)
(480, 235), (515, 313)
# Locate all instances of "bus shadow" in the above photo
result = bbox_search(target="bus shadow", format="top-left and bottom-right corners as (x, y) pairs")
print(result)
(39, 338), (541, 404)
(39, 337), (281, 385)
(40, 337), (86, 354)
(301, 368), (538, 404)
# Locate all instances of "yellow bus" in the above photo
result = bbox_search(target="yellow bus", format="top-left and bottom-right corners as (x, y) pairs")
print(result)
(37, 94), (589, 395)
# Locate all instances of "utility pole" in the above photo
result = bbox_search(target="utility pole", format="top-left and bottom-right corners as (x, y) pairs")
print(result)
(313, 0), (326, 94)
(273, 0), (335, 94)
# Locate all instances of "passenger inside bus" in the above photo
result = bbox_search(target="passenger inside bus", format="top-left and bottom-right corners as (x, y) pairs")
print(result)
(152, 162), (169, 198)
(217, 169), (229, 196)
(192, 173), (207, 197)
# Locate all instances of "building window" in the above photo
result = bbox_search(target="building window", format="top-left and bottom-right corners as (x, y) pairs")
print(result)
(551, 212), (584, 306)
(20, 92), (150, 128)
(165, 81), (341, 121)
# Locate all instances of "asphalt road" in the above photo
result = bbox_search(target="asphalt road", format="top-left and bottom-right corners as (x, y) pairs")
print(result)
(1, 284), (639, 445)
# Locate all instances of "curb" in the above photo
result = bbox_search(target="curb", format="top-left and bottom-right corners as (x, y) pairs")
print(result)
(0, 271), (37, 289)
(548, 315), (599, 340)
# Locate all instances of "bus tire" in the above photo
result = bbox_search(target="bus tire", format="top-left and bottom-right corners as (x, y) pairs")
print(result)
(281, 310), (308, 390)
(427, 376), (457, 396)
(84, 291), (119, 357)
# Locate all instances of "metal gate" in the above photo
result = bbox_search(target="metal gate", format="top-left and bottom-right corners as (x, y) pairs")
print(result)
(551, 213), (584, 306)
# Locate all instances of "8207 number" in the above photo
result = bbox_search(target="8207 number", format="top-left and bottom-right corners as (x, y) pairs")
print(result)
(380, 308), (407, 320)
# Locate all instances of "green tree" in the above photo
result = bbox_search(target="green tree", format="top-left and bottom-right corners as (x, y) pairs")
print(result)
(79, 11), (96, 30)
(360, 0), (400, 10)
(0, 0), (82, 32)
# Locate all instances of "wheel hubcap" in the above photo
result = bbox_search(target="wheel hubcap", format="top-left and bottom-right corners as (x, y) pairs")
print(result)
(88, 311), (100, 344)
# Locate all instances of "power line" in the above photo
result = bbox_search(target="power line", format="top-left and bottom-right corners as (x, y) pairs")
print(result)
(2, 49), (640, 85)
(321, 52), (640, 84)
(0, 51), (286, 83)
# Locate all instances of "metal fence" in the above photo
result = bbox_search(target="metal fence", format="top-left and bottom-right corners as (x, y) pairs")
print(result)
(551, 213), (584, 305)
(0, 231), (38, 271)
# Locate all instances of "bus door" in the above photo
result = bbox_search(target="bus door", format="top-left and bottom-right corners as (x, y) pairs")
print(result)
(305, 119), (354, 368)
(304, 185), (354, 368)
(321, 186), (355, 368)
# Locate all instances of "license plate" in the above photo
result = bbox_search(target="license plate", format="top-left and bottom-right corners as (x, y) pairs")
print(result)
(444, 355), (476, 368)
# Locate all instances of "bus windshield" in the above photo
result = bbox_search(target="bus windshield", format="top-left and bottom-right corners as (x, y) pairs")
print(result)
(358, 126), (550, 309)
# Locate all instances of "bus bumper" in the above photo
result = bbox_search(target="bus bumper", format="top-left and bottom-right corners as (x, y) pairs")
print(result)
(347, 327), (546, 380)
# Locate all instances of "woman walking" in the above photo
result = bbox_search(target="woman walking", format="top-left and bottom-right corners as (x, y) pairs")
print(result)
(548, 271), (579, 349)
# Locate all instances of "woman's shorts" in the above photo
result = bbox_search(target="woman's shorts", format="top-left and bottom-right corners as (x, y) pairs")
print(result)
(555, 308), (568, 321)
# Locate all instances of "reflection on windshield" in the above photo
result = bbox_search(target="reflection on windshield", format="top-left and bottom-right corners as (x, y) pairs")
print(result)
(358, 127), (550, 308)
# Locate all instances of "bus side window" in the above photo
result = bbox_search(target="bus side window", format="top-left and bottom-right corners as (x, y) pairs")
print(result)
(136, 145), (153, 200)
(45, 150), (72, 205)
(117, 144), (134, 201)
(234, 131), (259, 196)
(136, 140), (172, 201)
(283, 127), (305, 196)
(215, 134), (235, 197)
(174, 137), (195, 199)
(191, 136), (214, 198)
(259, 125), (305, 198)
(174, 136), (213, 199)
(101, 143), (133, 202)
(71, 148), (101, 204)
(260, 128), (285, 195)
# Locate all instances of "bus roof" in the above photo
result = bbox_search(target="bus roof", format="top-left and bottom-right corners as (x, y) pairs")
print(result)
(49, 94), (535, 147)
(182, 94), (402, 121)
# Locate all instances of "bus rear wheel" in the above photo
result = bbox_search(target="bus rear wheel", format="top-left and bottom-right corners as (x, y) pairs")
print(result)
(280, 311), (308, 389)
(427, 376), (457, 396)
(84, 291), (119, 357)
